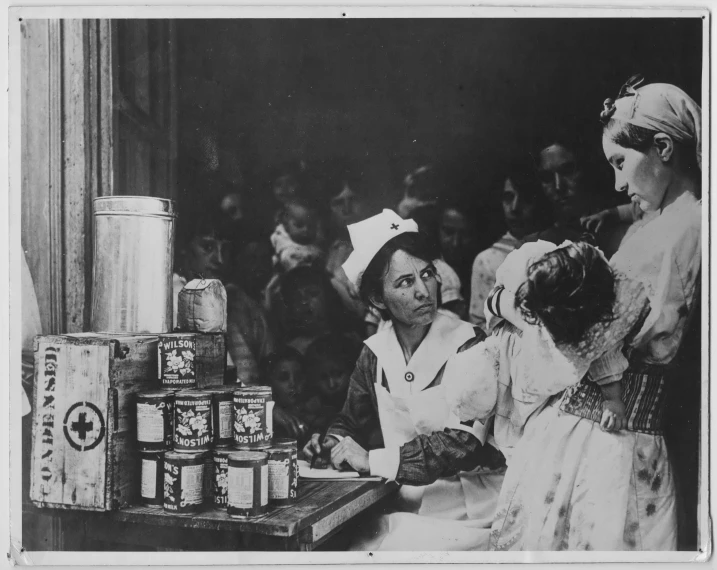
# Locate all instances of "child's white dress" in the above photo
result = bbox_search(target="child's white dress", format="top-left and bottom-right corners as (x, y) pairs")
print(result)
(488, 192), (700, 551)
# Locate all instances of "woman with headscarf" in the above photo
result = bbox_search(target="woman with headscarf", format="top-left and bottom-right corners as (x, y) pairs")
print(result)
(488, 78), (702, 551)
(302, 209), (506, 551)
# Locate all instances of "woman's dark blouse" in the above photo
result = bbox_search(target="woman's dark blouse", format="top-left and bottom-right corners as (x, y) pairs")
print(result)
(326, 327), (506, 486)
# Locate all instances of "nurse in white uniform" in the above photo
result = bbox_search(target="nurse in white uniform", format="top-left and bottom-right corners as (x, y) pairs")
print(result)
(302, 209), (506, 551)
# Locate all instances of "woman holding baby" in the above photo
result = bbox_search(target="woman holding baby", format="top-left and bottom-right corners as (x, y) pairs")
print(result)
(451, 78), (701, 551)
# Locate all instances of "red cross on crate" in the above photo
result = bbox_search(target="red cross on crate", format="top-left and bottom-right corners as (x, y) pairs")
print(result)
(63, 401), (106, 452)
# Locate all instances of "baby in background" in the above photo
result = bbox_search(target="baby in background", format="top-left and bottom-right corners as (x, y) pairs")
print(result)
(265, 198), (325, 314)
(271, 199), (324, 272)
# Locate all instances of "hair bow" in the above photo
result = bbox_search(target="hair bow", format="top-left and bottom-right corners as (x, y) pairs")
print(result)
(599, 73), (645, 124)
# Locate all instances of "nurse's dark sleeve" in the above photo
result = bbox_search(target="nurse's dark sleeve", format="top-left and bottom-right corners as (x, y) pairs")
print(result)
(325, 346), (382, 450)
(396, 430), (505, 486)
(395, 327), (503, 486)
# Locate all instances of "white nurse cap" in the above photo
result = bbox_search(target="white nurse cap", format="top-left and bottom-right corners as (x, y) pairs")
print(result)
(342, 209), (419, 289)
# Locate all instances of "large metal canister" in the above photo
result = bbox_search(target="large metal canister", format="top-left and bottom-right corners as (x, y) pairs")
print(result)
(91, 196), (176, 334)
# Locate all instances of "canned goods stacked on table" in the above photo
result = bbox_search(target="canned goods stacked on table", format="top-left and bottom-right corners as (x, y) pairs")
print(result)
(139, 451), (165, 507)
(135, 382), (290, 516)
(210, 449), (232, 508)
(227, 451), (269, 518)
(159, 333), (197, 389)
(267, 439), (298, 505)
(233, 386), (274, 450)
(163, 451), (207, 513)
(136, 391), (174, 452)
(205, 386), (236, 448)
(174, 391), (213, 452)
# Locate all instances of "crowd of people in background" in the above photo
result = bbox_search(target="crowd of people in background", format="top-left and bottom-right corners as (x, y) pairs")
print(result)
(169, 77), (701, 551)
(173, 121), (638, 448)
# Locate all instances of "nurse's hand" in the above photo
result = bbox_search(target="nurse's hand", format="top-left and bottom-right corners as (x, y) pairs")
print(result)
(330, 436), (370, 474)
(302, 433), (338, 463)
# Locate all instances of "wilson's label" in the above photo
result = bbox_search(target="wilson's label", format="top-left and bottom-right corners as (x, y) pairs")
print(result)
(159, 337), (196, 387)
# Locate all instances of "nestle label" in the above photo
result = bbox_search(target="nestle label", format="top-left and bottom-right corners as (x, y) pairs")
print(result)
(174, 400), (211, 451)
(234, 394), (273, 448)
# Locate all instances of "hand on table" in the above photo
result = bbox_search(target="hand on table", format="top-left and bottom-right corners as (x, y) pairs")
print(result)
(330, 436), (369, 474)
(302, 433), (339, 467)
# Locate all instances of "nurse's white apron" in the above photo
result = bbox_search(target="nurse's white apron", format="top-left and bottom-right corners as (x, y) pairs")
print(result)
(352, 313), (504, 551)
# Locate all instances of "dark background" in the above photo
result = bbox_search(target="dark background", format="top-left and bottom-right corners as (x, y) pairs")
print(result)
(175, 18), (703, 238)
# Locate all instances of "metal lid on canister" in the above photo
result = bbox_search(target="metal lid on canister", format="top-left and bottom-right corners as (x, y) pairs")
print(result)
(93, 196), (176, 219)
(160, 332), (195, 339)
(175, 390), (212, 399)
(229, 451), (268, 464)
(137, 390), (173, 399)
(165, 450), (208, 462)
(272, 438), (297, 449)
(205, 386), (237, 395)
(139, 450), (166, 457)
(234, 385), (272, 395)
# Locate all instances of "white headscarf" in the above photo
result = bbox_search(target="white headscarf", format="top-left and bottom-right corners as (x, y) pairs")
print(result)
(602, 78), (702, 168)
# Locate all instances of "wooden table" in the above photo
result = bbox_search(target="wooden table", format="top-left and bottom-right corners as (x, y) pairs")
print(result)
(58, 480), (398, 551)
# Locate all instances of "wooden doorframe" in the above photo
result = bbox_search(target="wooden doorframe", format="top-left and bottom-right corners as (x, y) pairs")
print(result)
(22, 19), (119, 335)
(22, 16), (178, 335)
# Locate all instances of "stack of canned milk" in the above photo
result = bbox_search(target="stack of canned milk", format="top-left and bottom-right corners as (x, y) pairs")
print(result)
(135, 333), (298, 517)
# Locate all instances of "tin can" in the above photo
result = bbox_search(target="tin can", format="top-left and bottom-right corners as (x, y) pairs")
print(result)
(233, 386), (274, 450)
(136, 391), (174, 451)
(139, 451), (164, 507)
(227, 451), (269, 518)
(91, 196), (175, 334)
(174, 391), (212, 452)
(159, 333), (197, 388)
(206, 387), (235, 447)
(203, 451), (214, 502)
(163, 451), (206, 513)
(211, 449), (232, 508)
(267, 441), (298, 505)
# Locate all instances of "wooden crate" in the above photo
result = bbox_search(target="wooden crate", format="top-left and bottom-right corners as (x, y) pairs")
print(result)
(31, 333), (159, 511)
(195, 333), (226, 389)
